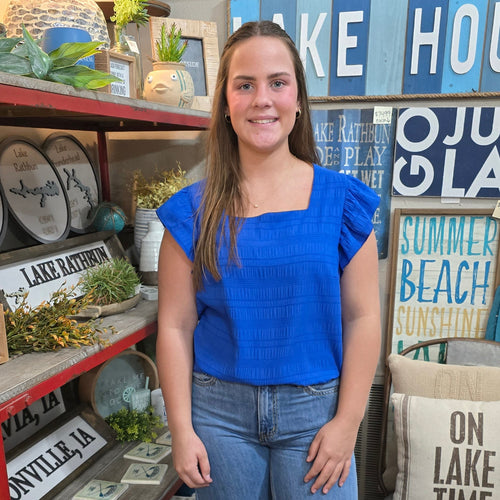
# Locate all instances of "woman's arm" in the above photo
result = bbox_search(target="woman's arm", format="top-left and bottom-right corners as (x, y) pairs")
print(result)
(156, 230), (212, 488)
(304, 231), (381, 494)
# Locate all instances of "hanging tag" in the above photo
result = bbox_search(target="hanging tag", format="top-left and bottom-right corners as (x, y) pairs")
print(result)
(124, 35), (140, 54)
(492, 200), (500, 220)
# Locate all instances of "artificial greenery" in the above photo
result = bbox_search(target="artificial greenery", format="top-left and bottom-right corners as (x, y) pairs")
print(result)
(105, 406), (162, 442)
(132, 164), (190, 209)
(155, 23), (188, 63)
(4, 286), (111, 354)
(80, 258), (140, 305)
(111, 0), (150, 28)
(0, 25), (119, 90)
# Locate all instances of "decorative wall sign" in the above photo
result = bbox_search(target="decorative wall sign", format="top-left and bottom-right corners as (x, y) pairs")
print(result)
(7, 412), (109, 500)
(0, 239), (112, 311)
(2, 389), (66, 453)
(393, 107), (500, 198)
(43, 134), (100, 233)
(311, 107), (396, 258)
(150, 17), (219, 112)
(0, 137), (70, 244)
(386, 209), (500, 357)
(0, 232), (123, 311)
(78, 350), (159, 418)
(0, 184), (7, 247)
(228, 0), (500, 97)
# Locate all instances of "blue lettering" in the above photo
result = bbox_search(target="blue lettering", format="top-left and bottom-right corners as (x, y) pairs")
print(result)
(400, 259), (416, 301)
(433, 260), (452, 304)
(418, 259), (435, 302)
(455, 261), (469, 304)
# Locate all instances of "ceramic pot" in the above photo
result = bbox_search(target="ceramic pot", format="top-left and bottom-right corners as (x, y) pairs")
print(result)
(134, 207), (160, 256)
(143, 61), (194, 108)
(139, 220), (164, 285)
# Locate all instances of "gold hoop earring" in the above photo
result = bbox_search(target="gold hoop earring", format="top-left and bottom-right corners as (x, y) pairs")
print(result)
(224, 114), (231, 123)
(296, 109), (302, 119)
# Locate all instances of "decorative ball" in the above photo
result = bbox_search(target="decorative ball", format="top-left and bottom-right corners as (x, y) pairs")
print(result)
(91, 202), (126, 233)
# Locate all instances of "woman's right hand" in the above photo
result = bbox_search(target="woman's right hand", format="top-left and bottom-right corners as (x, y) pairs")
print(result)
(172, 429), (213, 488)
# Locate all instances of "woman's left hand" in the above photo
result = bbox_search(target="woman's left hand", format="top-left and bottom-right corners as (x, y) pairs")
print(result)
(303, 416), (358, 494)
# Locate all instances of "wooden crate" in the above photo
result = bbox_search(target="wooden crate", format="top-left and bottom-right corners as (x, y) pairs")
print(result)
(0, 304), (8, 364)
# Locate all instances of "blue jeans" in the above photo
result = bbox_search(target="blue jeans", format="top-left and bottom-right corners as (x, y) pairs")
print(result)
(191, 373), (357, 500)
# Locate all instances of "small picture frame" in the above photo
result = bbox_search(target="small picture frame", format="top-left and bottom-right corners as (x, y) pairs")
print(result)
(95, 50), (137, 99)
(149, 17), (219, 111)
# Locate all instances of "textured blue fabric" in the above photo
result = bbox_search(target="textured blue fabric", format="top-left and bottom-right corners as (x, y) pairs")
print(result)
(157, 164), (380, 386)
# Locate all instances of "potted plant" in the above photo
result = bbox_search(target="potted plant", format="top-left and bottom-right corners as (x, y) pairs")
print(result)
(109, 0), (150, 97)
(143, 23), (194, 108)
(0, 25), (118, 90)
(132, 164), (190, 256)
(78, 257), (141, 317)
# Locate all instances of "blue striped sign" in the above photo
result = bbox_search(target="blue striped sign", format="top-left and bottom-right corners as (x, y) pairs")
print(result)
(229, 0), (260, 32)
(261, 0), (297, 44)
(480, 0), (500, 91)
(329, 0), (370, 96)
(297, 0), (332, 96)
(403, 0), (449, 94)
(441, 0), (488, 93)
(365, 0), (409, 96)
(228, 1), (500, 96)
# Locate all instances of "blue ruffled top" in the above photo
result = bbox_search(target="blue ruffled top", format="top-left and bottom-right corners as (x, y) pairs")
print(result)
(157, 164), (379, 386)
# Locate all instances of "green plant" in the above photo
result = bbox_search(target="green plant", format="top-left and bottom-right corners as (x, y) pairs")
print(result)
(4, 285), (111, 354)
(111, 0), (150, 28)
(132, 164), (190, 209)
(155, 23), (188, 63)
(105, 406), (162, 442)
(80, 258), (140, 305)
(0, 25), (119, 90)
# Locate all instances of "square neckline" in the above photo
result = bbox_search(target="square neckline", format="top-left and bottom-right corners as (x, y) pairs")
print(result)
(240, 163), (318, 221)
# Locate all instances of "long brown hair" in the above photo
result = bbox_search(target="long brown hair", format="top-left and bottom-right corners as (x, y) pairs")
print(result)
(192, 20), (319, 289)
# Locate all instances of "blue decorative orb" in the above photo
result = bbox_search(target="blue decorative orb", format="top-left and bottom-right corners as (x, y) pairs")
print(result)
(91, 202), (126, 233)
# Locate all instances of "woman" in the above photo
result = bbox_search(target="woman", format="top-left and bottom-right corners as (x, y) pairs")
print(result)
(156, 20), (381, 499)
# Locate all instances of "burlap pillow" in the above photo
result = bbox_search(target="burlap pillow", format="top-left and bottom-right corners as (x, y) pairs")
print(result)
(384, 354), (500, 492)
(392, 393), (500, 500)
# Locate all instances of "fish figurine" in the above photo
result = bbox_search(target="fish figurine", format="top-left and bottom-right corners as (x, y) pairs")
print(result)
(144, 64), (195, 108)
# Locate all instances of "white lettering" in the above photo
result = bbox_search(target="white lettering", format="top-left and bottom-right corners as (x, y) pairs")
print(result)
(411, 7), (442, 75)
(299, 12), (327, 77)
(337, 10), (364, 77)
(450, 4), (479, 75)
(489, 3), (500, 72)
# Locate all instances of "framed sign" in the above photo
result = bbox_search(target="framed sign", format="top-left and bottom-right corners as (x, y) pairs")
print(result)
(0, 231), (124, 311)
(311, 106), (397, 259)
(94, 50), (137, 98)
(7, 407), (113, 500)
(43, 134), (101, 233)
(149, 17), (219, 111)
(386, 209), (500, 358)
(393, 107), (500, 198)
(0, 137), (70, 244)
(0, 183), (7, 247)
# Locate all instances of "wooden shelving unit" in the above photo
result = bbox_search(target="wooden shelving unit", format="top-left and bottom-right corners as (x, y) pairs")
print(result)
(0, 73), (210, 499)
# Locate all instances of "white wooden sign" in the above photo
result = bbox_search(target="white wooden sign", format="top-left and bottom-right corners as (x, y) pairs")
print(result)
(2, 389), (65, 453)
(7, 415), (107, 500)
(387, 209), (500, 356)
(0, 240), (112, 310)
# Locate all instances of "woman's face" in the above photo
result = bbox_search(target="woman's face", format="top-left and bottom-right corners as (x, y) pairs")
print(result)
(225, 36), (299, 158)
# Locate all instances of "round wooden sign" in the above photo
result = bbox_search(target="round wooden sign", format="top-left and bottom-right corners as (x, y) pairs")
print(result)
(0, 184), (7, 247)
(78, 350), (159, 418)
(43, 134), (100, 233)
(0, 137), (70, 243)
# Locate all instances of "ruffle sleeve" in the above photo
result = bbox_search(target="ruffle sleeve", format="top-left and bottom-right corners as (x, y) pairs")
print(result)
(339, 175), (380, 271)
(156, 182), (202, 261)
